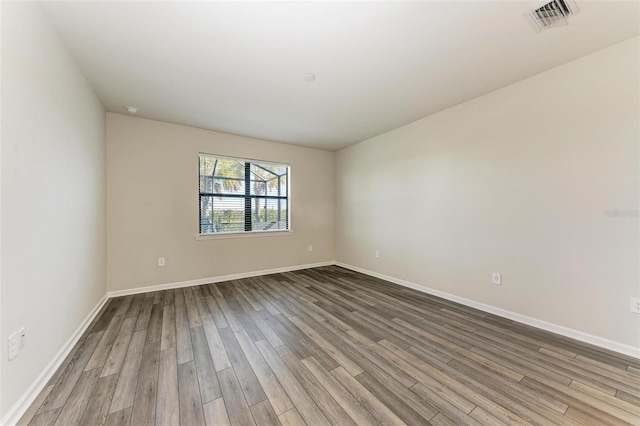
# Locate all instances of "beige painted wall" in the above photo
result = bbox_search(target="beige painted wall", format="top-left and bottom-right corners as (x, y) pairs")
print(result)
(1, 2), (106, 416)
(336, 37), (640, 348)
(106, 114), (335, 292)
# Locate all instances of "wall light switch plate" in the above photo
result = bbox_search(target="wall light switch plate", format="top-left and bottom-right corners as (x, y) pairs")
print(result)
(492, 272), (502, 285)
(158, 257), (165, 267)
(630, 297), (640, 314)
(8, 328), (25, 360)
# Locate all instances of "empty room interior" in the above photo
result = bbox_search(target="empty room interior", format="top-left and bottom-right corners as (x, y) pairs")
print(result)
(1, 1), (639, 425)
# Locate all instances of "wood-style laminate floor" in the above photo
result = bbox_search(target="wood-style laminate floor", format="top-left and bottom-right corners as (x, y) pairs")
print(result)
(19, 266), (640, 426)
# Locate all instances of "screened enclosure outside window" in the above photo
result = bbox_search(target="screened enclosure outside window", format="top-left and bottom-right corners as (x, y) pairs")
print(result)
(199, 154), (289, 234)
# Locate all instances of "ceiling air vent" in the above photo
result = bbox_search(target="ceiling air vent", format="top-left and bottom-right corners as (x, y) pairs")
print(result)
(525, 0), (579, 32)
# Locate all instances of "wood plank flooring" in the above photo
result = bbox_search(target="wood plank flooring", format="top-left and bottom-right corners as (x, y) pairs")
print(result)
(18, 266), (640, 425)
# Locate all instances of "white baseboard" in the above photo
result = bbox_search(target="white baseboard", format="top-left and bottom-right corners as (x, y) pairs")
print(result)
(108, 261), (335, 298)
(1, 294), (109, 426)
(335, 262), (640, 360)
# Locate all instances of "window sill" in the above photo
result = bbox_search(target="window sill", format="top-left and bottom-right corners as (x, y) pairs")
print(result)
(195, 230), (294, 241)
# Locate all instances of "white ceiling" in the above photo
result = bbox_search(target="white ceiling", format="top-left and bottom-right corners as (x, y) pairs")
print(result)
(40, 1), (639, 151)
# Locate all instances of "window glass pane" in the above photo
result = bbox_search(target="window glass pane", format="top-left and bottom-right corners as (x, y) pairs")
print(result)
(213, 159), (245, 195)
(278, 172), (288, 197)
(200, 195), (245, 233)
(250, 163), (282, 196)
(279, 199), (289, 230)
(251, 198), (287, 231)
(199, 156), (216, 193)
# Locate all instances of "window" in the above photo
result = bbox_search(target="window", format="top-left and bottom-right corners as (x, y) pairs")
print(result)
(199, 154), (289, 234)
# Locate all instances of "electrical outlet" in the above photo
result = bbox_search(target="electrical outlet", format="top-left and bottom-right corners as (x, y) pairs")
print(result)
(492, 272), (502, 285)
(630, 297), (640, 314)
(158, 257), (165, 267)
(375, 250), (380, 258)
(308, 245), (313, 252)
(8, 328), (25, 360)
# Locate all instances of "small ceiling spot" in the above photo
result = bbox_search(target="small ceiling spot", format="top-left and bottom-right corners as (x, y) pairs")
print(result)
(126, 106), (138, 114)
(304, 73), (316, 83)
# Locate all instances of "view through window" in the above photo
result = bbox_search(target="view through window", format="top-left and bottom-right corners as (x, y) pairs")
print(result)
(199, 154), (289, 234)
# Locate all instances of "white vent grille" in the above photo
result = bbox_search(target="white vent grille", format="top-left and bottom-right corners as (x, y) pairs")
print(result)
(525, 0), (578, 32)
